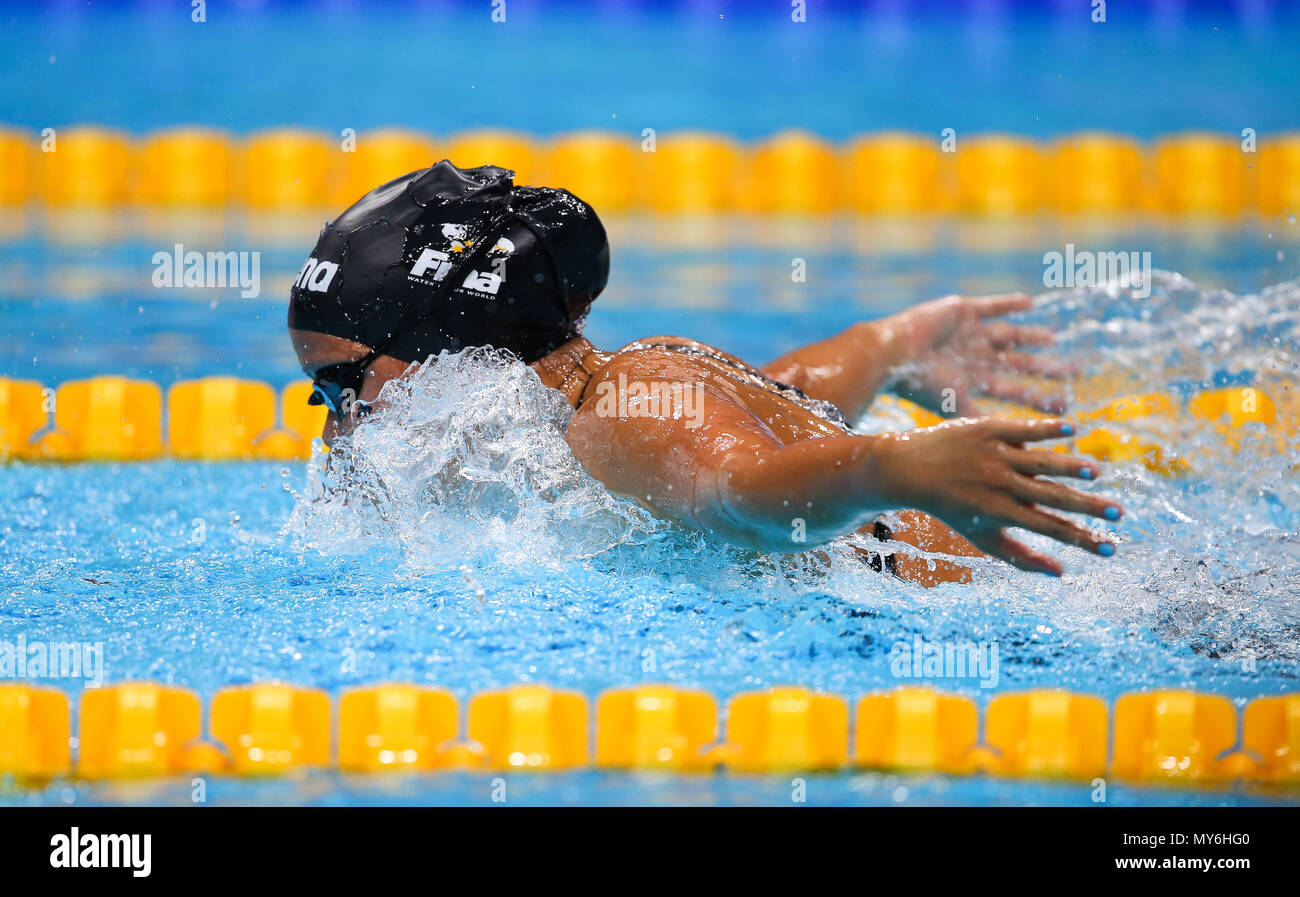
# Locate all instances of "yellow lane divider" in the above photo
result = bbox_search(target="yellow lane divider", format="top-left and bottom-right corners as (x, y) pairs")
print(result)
(1, 375), (324, 461)
(210, 684), (331, 776)
(1243, 695), (1300, 783)
(338, 684), (460, 773)
(2, 126), (1297, 215)
(3, 377), (1292, 465)
(469, 686), (590, 771)
(0, 378), (46, 458)
(984, 690), (1108, 780)
(1, 683), (1296, 787)
(0, 684), (69, 779)
(1112, 690), (1239, 784)
(137, 127), (237, 208)
(724, 687), (849, 772)
(597, 685), (718, 771)
(76, 683), (200, 779)
(855, 686), (978, 774)
(36, 376), (164, 461)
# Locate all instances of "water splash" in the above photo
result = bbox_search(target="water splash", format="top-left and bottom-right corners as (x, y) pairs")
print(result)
(287, 347), (663, 574)
(1023, 272), (1300, 665)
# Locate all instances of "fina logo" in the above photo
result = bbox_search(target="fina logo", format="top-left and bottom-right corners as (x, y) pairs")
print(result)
(294, 256), (339, 293)
(407, 224), (514, 295)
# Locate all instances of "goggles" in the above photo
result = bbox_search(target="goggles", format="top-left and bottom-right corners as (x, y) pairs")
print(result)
(307, 353), (376, 418)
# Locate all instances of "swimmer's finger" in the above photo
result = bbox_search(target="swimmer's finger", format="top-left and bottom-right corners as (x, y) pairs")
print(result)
(1005, 448), (1100, 480)
(1007, 474), (1119, 519)
(968, 293), (1033, 319)
(1004, 504), (1116, 556)
(969, 528), (1063, 576)
(998, 351), (1076, 379)
(988, 417), (1075, 444)
(979, 377), (1067, 413)
(984, 321), (1055, 349)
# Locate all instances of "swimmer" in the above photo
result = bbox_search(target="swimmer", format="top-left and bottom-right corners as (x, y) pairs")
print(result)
(289, 162), (1122, 581)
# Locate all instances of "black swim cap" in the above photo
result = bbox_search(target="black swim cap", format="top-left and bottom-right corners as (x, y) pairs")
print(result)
(288, 161), (609, 364)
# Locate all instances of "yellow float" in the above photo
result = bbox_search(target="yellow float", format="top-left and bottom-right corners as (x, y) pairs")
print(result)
(547, 131), (639, 212)
(855, 687), (978, 774)
(445, 130), (541, 185)
(1053, 132), (1143, 214)
(1258, 132), (1300, 216)
(242, 129), (335, 209)
(210, 683), (331, 775)
(641, 132), (743, 213)
(332, 128), (437, 208)
(750, 131), (838, 214)
(1152, 133), (1245, 216)
(467, 685), (588, 770)
(596, 685), (717, 771)
(136, 127), (236, 207)
(41, 126), (133, 206)
(955, 135), (1045, 215)
(724, 686), (848, 771)
(0, 128), (33, 206)
(843, 132), (943, 214)
(338, 684), (460, 772)
(77, 683), (201, 779)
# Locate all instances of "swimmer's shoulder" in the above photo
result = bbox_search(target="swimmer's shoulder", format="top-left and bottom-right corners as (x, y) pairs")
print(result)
(574, 335), (743, 413)
(611, 335), (753, 370)
(580, 336), (714, 391)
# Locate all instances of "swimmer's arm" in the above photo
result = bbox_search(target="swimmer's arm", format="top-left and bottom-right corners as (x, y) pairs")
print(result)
(566, 385), (893, 550)
(701, 433), (898, 549)
(762, 294), (1061, 420)
(760, 320), (908, 421)
(711, 418), (1122, 572)
(568, 389), (1120, 572)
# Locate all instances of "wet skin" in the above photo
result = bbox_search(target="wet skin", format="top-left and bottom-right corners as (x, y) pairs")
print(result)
(292, 293), (1123, 582)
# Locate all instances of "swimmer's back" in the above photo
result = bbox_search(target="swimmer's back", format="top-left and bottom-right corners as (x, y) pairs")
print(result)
(581, 336), (852, 443)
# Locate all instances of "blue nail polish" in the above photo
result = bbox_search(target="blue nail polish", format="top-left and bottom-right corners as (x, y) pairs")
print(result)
(1104, 505), (1120, 521)
(1098, 542), (1115, 557)
(1060, 424), (1074, 436)
(1079, 467), (1093, 479)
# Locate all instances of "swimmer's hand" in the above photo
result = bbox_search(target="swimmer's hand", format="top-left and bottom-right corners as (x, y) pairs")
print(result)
(875, 417), (1120, 575)
(883, 293), (1074, 417)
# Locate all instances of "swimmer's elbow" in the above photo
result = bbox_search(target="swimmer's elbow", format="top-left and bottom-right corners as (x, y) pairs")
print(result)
(693, 459), (845, 552)
(693, 437), (890, 551)
(694, 494), (842, 552)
